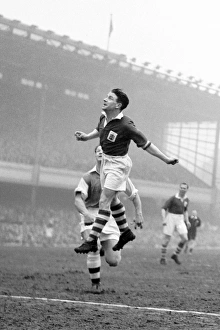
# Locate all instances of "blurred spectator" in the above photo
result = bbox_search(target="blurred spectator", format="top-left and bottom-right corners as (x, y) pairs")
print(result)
(184, 210), (202, 254)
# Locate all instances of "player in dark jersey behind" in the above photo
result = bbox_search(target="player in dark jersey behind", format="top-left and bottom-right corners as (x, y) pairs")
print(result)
(74, 88), (178, 254)
(184, 210), (202, 254)
(160, 183), (191, 265)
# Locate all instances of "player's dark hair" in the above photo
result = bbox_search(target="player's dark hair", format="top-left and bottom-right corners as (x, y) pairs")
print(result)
(111, 88), (129, 110)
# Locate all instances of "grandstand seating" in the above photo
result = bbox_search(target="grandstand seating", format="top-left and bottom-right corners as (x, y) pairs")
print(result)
(0, 76), (210, 187)
(0, 16), (218, 188)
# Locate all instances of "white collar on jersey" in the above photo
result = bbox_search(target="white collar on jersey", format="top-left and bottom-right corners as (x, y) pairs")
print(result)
(101, 111), (123, 127)
(89, 165), (100, 175)
(175, 193), (188, 201)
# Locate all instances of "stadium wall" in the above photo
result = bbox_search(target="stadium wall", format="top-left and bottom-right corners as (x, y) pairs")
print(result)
(0, 161), (212, 203)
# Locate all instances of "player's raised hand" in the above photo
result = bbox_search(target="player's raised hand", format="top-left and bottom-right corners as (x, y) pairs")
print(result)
(75, 131), (87, 141)
(167, 158), (179, 165)
(84, 212), (95, 226)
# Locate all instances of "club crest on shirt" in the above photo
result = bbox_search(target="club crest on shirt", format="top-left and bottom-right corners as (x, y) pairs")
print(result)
(107, 130), (117, 142)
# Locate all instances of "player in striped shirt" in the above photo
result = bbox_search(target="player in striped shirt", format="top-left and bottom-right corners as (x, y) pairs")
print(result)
(74, 145), (143, 292)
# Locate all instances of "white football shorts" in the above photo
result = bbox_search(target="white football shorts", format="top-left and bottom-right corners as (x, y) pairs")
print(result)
(100, 153), (132, 192)
(80, 207), (120, 242)
(163, 213), (187, 236)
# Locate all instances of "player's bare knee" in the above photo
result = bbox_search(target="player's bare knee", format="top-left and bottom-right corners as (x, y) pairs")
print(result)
(105, 256), (121, 267)
(162, 236), (170, 247)
(109, 261), (118, 267)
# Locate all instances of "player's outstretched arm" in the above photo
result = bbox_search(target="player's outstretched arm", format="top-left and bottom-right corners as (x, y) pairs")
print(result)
(161, 208), (166, 222)
(74, 192), (95, 225)
(75, 129), (99, 141)
(145, 143), (178, 165)
(132, 194), (144, 228)
(125, 178), (144, 228)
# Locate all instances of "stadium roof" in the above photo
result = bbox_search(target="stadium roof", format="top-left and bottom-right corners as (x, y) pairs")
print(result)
(0, 14), (220, 98)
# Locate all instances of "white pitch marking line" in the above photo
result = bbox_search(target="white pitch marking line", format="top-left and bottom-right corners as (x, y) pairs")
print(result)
(0, 295), (220, 318)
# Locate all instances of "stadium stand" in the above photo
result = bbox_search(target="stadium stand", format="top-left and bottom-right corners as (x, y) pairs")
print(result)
(0, 15), (219, 243)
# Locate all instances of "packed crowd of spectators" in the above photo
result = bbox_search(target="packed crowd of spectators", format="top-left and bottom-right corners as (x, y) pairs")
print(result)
(0, 201), (219, 248)
(0, 203), (81, 247)
(0, 97), (208, 186)
(0, 98), (94, 170)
